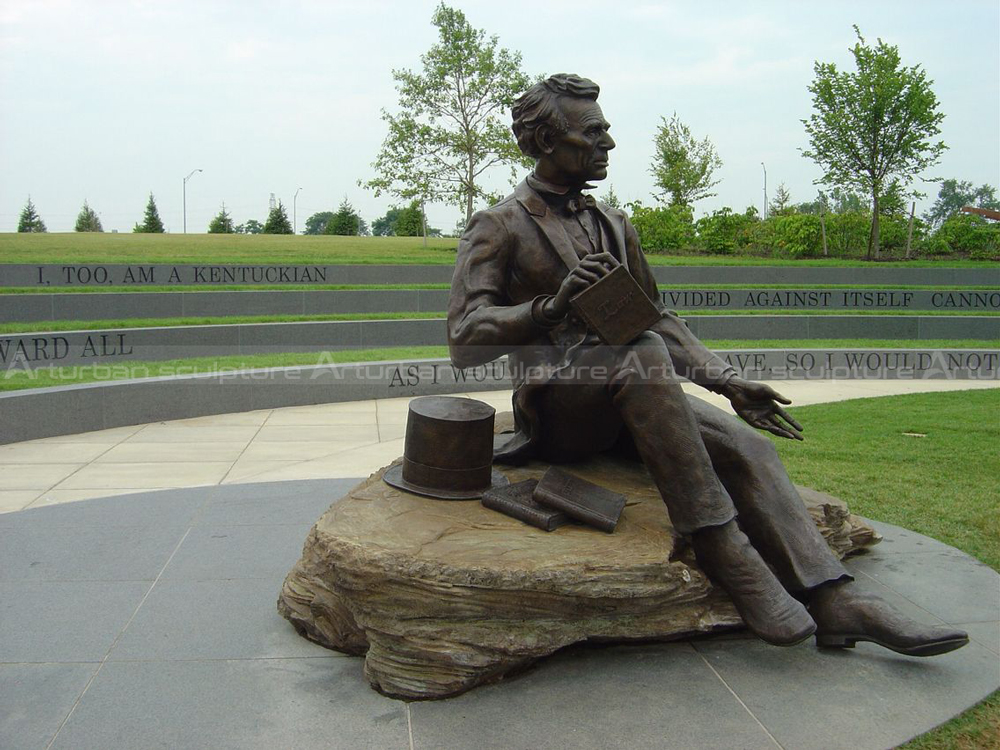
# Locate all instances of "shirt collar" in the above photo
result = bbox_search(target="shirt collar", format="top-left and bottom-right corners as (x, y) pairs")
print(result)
(527, 172), (597, 197)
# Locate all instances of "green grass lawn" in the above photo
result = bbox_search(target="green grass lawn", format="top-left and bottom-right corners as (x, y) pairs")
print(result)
(773, 390), (1000, 749)
(1, 232), (996, 266)
(1, 340), (995, 392)
(775, 390), (999, 568)
(0, 312), (448, 335)
(0, 233), (459, 264)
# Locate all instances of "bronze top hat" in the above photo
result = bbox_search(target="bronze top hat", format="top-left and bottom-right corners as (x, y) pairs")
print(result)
(383, 396), (510, 500)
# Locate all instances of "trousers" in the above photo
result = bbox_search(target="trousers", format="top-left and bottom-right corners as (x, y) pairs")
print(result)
(532, 333), (850, 593)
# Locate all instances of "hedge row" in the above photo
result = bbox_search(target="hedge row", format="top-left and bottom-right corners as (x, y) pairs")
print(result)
(629, 205), (999, 260)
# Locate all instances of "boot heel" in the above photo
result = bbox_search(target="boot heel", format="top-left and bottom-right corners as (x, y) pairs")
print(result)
(816, 634), (856, 649)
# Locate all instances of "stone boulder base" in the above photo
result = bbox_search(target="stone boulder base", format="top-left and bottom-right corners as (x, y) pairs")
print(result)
(278, 455), (879, 701)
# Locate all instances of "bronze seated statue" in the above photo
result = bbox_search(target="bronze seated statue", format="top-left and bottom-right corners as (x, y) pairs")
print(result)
(446, 73), (967, 657)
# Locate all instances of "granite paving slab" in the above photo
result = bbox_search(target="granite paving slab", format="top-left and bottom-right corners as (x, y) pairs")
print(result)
(0, 664), (99, 750)
(48, 659), (410, 750)
(0, 480), (995, 750)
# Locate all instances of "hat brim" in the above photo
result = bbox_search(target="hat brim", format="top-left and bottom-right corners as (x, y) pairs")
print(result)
(383, 463), (509, 500)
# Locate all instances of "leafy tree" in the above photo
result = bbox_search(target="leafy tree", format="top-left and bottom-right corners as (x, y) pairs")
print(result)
(935, 213), (1000, 258)
(877, 179), (909, 216)
(394, 201), (425, 236)
(304, 211), (336, 236)
(74, 201), (103, 232)
(627, 201), (695, 252)
(372, 207), (403, 236)
(133, 192), (165, 233)
(325, 198), (365, 236)
(768, 183), (793, 216)
(925, 179), (1000, 227)
(825, 211), (871, 256)
(17, 197), (47, 233)
(792, 191), (829, 216)
(601, 184), (622, 210)
(364, 3), (532, 225)
(825, 187), (865, 214)
(207, 204), (235, 234)
(770, 214), (824, 257)
(240, 219), (264, 235)
(649, 112), (722, 207)
(802, 26), (946, 258)
(695, 207), (758, 254)
(262, 201), (293, 234)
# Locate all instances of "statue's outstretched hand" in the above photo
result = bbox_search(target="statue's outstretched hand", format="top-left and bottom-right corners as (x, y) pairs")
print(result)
(725, 378), (804, 441)
(546, 252), (620, 318)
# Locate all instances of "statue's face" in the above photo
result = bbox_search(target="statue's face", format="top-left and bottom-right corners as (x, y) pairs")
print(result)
(545, 97), (616, 185)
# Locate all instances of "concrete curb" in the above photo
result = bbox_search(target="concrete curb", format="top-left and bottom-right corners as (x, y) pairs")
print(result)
(1, 351), (996, 445)
(2, 316), (997, 370)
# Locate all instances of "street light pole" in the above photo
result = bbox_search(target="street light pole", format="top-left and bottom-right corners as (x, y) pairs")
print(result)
(293, 187), (303, 234)
(760, 162), (767, 221)
(183, 168), (203, 233)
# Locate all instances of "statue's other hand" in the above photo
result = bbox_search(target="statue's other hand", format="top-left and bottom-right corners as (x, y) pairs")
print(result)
(548, 252), (620, 318)
(726, 379), (804, 441)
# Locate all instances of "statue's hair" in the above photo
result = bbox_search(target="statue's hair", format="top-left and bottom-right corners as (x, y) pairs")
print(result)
(511, 74), (600, 159)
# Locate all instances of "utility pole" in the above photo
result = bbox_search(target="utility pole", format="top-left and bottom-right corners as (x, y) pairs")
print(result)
(760, 162), (767, 220)
(183, 168), (203, 233)
(420, 198), (427, 247)
(293, 187), (303, 234)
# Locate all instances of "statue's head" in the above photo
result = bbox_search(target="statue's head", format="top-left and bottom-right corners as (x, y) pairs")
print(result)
(512, 74), (615, 186)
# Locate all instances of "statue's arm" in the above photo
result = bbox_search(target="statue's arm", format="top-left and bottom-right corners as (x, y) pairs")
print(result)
(448, 210), (543, 369)
(623, 216), (736, 389)
(622, 215), (803, 439)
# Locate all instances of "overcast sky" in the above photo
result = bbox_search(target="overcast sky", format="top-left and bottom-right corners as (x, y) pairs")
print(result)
(1, 0), (997, 234)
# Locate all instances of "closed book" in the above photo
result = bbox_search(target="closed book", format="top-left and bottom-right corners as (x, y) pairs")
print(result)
(532, 467), (626, 533)
(570, 265), (662, 345)
(481, 479), (571, 532)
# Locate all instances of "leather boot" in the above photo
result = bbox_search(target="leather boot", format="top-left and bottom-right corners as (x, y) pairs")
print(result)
(692, 520), (816, 646)
(809, 583), (969, 656)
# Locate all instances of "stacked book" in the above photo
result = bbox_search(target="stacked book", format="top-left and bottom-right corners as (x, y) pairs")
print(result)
(481, 467), (626, 533)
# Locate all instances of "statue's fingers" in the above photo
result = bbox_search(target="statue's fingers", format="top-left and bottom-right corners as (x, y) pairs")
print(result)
(589, 251), (619, 268)
(766, 387), (792, 405)
(579, 258), (614, 277)
(774, 406), (803, 431)
(765, 420), (800, 440)
(770, 415), (804, 440)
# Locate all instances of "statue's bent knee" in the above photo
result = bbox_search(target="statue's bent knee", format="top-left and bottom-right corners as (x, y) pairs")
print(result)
(615, 333), (677, 383)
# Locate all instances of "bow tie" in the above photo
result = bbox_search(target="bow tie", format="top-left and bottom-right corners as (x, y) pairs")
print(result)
(566, 193), (597, 214)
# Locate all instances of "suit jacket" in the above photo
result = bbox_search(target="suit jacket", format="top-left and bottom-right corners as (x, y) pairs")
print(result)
(448, 179), (735, 462)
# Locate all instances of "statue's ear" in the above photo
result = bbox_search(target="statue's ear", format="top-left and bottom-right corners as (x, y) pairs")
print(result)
(534, 125), (556, 155)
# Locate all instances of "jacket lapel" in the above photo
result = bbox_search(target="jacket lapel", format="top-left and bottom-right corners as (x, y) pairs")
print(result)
(514, 180), (630, 273)
(597, 209), (629, 272)
(514, 181), (581, 272)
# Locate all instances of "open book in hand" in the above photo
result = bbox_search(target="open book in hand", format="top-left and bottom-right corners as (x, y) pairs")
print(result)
(570, 265), (662, 345)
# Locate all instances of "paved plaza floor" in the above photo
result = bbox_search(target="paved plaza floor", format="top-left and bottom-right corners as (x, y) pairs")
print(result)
(1, 480), (997, 750)
(1, 379), (998, 749)
(1, 379), (997, 514)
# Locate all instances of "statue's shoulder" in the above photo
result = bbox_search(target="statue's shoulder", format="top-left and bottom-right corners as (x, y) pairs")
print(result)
(485, 185), (526, 216)
(595, 201), (628, 222)
(466, 185), (529, 231)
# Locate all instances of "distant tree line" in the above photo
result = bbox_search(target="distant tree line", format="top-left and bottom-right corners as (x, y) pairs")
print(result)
(628, 179), (999, 260)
